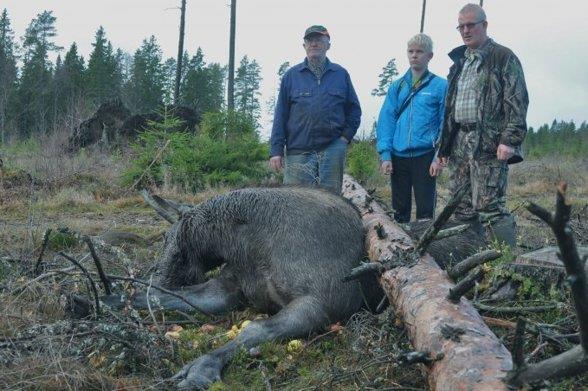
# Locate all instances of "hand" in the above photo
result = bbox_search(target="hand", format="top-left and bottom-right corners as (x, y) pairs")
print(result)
(496, 144), (515, 161)
(429, 158), (443, 177)
(380, 160), (393, 175)
(340, 136), (349, 144)
(269, 156), (283, 172)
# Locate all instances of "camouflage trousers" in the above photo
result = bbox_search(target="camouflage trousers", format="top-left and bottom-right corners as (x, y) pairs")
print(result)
(448, 129), (510, 224)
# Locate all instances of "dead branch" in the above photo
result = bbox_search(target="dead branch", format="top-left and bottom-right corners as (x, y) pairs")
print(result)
(343, 262), (384, 282)
(414, 183), (469, 256)
(447, 266), (485, 303)
(83, 236), (112, 295)
(448, 249), (502, 280)
(512, 318), (527, 369)
(507, 182), (588, 387)
(58, 252), (101, 317)
(474, 302), (562, 314)
(33, 228), (52, 275)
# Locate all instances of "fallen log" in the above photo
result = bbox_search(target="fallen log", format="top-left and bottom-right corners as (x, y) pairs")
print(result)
(342, 175), (512, 391)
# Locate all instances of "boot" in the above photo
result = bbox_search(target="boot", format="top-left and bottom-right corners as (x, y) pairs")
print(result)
(485, 214), (517, 249)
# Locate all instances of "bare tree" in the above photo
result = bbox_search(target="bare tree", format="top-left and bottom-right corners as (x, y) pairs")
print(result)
(174, 0), (187, 105)
(227, 0), (236, 111)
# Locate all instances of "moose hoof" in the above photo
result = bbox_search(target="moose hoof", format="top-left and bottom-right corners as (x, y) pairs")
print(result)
(173, 354), (222, 390)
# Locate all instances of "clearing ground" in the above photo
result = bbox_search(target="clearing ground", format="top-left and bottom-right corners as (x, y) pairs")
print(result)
(1, 137), (587, 390)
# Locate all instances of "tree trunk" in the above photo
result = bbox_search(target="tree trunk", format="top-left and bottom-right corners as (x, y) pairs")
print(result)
(342, 175), (513, 390)
(174, 0), (187, 105)
(227, 0), (236, 112)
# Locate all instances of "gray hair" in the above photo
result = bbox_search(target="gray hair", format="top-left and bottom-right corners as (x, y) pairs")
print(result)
(407, 33), (433, 53)
(459, 3), (487, 21)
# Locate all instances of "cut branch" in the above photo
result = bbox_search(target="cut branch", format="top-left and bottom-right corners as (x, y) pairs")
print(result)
(448, 249), (501, 280)
(414, 183), (469, 256)
(447, 266), (484, 303)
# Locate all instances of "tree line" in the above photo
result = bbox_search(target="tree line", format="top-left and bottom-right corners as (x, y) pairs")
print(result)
(524, 119), (587, 158)
(0, 9), (264, 143)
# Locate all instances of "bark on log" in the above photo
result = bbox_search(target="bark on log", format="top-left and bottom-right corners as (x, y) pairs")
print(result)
(342, 175), (512, 391)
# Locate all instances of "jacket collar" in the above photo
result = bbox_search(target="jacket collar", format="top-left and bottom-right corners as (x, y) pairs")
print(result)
(300, 57), (333, 72)
(401, 68), (434, 85)
(448, 38), (494, 64)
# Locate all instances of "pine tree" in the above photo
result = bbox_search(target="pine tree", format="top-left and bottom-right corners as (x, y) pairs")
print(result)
(234, 55), (262, 123)
(123, 35), (164, 112)
(266, 61), (290, 119)
(17, 10), (62, 136)
(86, 26), (122, 105)
(162, 57), (176, 105)
(0, 9), (18, 142)
(372, 58), (398, 97)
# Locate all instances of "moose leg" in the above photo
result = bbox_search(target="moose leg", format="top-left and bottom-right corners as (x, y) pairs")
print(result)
(173, 296), (330, 390)
(103, 277), (244, 315)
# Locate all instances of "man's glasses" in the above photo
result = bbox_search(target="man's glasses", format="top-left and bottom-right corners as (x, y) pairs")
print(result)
(304, 36), (328, 44)
(456, 20), (485, 31)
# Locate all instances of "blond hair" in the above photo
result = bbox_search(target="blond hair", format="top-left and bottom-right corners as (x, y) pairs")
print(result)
(407, 33), (433, 53)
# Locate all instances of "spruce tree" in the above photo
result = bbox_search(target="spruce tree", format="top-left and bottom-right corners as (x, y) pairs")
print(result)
(52, 42), (86, 124)
(124, 35), (164, 113)
(181, 48), (225, 113)
(0, 9), (18, 142)
(86, 26), (122, 105)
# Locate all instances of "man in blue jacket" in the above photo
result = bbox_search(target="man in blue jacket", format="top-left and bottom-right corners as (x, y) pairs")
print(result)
(376, 33), (447, 223)
(269, 25), (361, 194)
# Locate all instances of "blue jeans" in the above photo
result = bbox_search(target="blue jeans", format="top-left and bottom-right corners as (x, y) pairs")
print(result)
(284, 137), (348, 194)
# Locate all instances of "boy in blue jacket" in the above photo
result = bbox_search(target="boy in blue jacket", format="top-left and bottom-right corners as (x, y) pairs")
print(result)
(376, 33), (447, 223)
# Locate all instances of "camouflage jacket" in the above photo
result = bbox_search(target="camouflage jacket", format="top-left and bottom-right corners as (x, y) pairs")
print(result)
(438, 39), (529, 164)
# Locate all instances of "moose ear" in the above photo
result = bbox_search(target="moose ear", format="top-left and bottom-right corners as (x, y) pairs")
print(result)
(140, 189), (191, 223)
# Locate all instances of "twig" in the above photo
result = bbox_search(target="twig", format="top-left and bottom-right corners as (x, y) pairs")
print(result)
(415, 183), (469, 255)
(33, 228), (52, 275)
(129, 139), (170, 191)
(474, 302), (562, 314)
(58, 252), (101, 317)
(146, 274), (162, 334)
(482, 316), (516, 329)
(83, 236), (112, 295)
(448, 249), (501, 280)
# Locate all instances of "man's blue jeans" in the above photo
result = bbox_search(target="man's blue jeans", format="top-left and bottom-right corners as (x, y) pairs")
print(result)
(284, 137), (348, 194)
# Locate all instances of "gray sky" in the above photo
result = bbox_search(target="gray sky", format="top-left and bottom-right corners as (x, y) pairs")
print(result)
(4, 0), (587, 140)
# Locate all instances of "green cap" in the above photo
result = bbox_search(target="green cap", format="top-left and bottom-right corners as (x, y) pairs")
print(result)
(304, 25), (330, 39)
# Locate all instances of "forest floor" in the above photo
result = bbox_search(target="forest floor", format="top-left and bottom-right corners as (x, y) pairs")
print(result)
(1, 136), (587, 390)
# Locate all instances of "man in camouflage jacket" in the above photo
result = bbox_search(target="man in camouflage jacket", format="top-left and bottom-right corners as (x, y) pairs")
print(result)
(438, 3), (529, 247)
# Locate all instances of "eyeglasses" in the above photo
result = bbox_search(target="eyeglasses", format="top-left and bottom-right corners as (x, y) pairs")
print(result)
(456, 20), (485, 31)
(304, 36), (328, 44)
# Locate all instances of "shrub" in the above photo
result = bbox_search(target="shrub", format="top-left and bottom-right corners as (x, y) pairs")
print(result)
(122, 110), (269, 191)
(346, 140), (380, 183)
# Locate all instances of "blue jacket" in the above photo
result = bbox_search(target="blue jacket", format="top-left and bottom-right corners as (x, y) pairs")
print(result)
(376, 69), (447, 161)
(270, 58), (361, 156)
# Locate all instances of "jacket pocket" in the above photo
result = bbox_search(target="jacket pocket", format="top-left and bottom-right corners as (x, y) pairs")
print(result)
(326, 89), (346, 131)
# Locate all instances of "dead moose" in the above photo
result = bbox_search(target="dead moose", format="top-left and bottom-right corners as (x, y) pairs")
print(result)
(101, 186), (485, 389)
(102, 187), (383, 389)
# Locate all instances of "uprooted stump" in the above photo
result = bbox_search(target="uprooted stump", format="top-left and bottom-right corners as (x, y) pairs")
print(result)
(342, 174), (513, 390)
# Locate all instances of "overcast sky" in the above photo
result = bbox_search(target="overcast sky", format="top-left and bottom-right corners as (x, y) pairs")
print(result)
(3, 0), (587, 140)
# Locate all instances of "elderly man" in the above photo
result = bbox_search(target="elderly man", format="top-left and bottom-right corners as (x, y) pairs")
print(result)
(269, 25), (361, 194)
(376, 33), (447, 223)
(438, 4), (529, 247)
